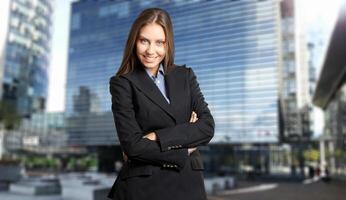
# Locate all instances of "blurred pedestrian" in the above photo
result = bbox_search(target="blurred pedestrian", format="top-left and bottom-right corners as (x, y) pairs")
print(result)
(322, 165), (331, 183)
(308, 165), (315, 179)
(315, 165), (321, 177)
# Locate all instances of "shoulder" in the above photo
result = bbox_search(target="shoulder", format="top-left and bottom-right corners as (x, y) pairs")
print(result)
(171, 64), (194, 76)
(109, 73), (130, 83)
(109, 75), (131, 90)
(172, 64), (198, 82)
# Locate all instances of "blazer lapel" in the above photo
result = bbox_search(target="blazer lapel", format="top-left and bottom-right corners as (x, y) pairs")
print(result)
(165, 66), (188, 124)
(123, 66), (177, 122)
(165, 70), (179, 113)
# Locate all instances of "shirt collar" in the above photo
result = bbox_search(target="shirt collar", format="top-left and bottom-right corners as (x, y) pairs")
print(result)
(145, 63), (164, 79)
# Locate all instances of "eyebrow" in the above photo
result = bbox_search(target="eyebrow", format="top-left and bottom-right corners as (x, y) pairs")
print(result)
(138, 36), (165, 42)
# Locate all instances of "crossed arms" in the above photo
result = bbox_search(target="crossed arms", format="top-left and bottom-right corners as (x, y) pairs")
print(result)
(109, 68), (215, 171)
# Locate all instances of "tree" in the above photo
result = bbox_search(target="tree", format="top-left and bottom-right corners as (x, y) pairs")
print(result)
(303, 149), (320, 162)
(0, 100), (21, 130)
(0, 100), (21, 160)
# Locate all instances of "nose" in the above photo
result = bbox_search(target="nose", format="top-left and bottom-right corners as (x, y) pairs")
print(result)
(146, 44), (155, 55)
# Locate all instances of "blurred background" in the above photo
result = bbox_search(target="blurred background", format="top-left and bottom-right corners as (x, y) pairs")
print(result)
(0, 0), (345, 199)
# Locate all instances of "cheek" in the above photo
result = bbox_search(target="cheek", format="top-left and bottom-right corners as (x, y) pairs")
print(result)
(136, 43), (144, 55)
(158, 47), (166, 57)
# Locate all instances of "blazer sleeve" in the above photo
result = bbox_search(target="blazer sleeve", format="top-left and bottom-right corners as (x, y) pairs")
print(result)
(110, 76), (189, 170)
(155, 67), (215, 152)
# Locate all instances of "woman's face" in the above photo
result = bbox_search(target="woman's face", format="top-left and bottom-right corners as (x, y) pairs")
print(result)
(136, 23), (166, 74)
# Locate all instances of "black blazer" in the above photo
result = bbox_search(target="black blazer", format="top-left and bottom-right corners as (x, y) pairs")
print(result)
(108, 64), (215, 200)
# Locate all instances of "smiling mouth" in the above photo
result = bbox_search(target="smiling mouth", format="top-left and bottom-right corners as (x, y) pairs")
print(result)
(143, 55), (157, 62)
(144, 55), (157, 59)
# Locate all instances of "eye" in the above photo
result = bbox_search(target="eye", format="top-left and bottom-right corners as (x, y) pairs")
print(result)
(156, 41), (165, 46)
(140, 39), (149, 44)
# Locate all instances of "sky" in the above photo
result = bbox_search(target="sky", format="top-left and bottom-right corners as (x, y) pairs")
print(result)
(46, 0), (345, 136)
(296, 0), (345, 136)
(47, 0), (72, 113)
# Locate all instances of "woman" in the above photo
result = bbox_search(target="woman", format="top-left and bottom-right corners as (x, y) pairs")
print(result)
(108, 8), (215, 200)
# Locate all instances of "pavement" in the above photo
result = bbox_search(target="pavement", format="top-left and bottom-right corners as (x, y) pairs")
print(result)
(0, 193), (62, 200)
(208, 178), (346, 200)
(1, 176), (345, 200)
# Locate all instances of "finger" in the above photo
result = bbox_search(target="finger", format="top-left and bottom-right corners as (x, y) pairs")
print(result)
(191, 112), (195, 122)
(188, 148), (195, 155)
(189, 112), (194, 122)
(190, 148), (197, 154)
(193, 112), (198, 122)
(193, 113), (198, 123)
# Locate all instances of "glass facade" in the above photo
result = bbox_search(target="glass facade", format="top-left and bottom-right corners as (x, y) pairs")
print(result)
(5, 111), (66, 152)
(66, 0), (282, 146)
(320, 82), (346, 176)
(0, 0), (53, 116)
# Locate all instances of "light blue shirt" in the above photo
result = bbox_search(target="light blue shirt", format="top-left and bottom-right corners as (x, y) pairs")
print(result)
(145, 64), (170, 104)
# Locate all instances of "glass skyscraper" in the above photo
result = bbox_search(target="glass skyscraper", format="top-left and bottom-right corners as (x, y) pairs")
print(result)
(0, 0), (53, 116)
(66, 0), (282, 148)
(280, 0), (313, 142)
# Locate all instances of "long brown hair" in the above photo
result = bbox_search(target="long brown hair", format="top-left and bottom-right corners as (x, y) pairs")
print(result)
(116, 8), (175, 76)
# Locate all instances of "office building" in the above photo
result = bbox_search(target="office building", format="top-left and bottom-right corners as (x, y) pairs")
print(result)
(66, 0), (288, 173)
(280, 0), (314, 143)
(0, 0), (54, 117)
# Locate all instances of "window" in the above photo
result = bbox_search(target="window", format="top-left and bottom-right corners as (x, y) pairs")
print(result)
(71, 13), (80, 30)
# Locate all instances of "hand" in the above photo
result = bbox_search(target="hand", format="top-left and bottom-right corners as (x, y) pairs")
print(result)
(122, 151), (128, 162)
(189, 111), (198, 123)
(188, 111), (198, 155)
(142, 131), (157, 141)
(188, 147), (197, 155)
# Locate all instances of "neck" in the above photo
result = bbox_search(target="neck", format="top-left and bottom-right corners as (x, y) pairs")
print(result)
(148, 66), (159, 77)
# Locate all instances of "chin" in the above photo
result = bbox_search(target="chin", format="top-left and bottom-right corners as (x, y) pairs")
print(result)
(144, 63), (159, 69)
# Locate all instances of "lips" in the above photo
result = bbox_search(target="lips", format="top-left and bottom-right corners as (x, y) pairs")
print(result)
(143, 55), (157, 62)
(144, 55), (156, 59)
